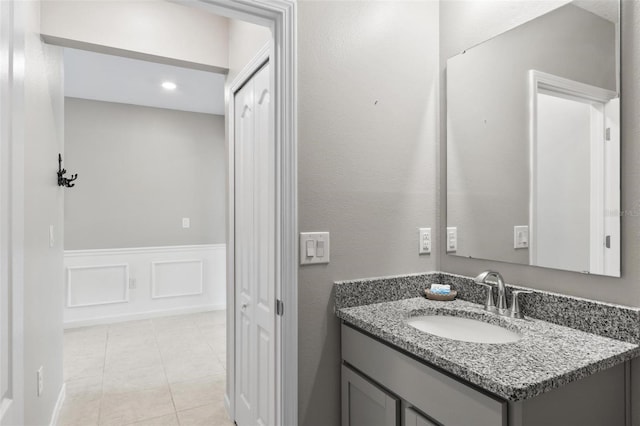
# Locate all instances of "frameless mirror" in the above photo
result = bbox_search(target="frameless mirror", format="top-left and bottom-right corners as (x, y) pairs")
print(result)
(446, 1), (620, 276)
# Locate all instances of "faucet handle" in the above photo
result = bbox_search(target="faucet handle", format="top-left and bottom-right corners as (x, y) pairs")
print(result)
(477, 282), (497, 313)
(509, 290), (533, 319)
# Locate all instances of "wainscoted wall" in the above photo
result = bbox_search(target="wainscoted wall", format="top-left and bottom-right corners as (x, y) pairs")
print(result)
(63, 244), (225, 328)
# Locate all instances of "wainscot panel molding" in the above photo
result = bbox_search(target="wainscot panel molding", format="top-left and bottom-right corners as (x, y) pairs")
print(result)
(63, 244), (225, 328)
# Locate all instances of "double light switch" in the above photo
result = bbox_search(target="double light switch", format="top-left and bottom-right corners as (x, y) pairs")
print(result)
(300, 232), (330, 265)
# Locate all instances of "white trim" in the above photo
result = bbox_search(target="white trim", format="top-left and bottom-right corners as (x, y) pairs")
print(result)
(150, 259), (204, 299)
(603, 98), (620, 276)
(64, 243), (225, 257)
(49, 384), (65, 426)
(528, 71), (538, 266)
(589, 103), (606, 274)
(530, 70), (617, 104)
(63, 304), (223, 329)
(66, 264), (130, 308)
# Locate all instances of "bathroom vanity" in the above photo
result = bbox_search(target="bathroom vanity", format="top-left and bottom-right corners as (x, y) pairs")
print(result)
(335, 273), (640, 426)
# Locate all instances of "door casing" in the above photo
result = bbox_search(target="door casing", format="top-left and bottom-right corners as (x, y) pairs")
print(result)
(179, 1), (297, 425)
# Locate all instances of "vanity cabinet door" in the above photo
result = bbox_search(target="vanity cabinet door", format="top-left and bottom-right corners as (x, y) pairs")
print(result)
(342, 364), (399, 426)
(404, 407), (438, 426)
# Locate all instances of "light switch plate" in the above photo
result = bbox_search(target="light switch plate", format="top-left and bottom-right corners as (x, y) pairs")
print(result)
(419, 228), (431, 254)
(182, 218), (190, 228)
(446, 227), (457, 252)
(514, 225), (529, 249)
(300, 232), (330, 265)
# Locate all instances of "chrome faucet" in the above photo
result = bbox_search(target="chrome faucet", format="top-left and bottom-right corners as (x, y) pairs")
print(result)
(475, 271), (508, 315)
(474, 271), (532, 319)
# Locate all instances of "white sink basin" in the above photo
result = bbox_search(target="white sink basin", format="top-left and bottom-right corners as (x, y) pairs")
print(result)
(407, 315), (522, 344)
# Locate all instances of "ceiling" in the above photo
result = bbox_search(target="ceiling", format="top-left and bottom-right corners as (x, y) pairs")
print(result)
(573, 0), (618, 23)
(63, 48), (226, 115)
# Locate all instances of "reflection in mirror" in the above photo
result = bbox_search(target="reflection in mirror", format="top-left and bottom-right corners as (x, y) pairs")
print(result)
(446, 1), (620, 277)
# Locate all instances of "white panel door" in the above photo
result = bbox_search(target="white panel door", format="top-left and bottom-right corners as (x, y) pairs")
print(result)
(234, 62), (275, 426)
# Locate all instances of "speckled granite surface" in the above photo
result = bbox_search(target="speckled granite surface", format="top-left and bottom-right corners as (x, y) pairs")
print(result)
(337, 297), (640, 401)
(335, 271), (640, 344)
(334, 272), (441, 309)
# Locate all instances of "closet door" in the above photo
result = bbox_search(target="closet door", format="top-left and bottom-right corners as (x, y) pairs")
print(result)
(234, 61), (275, 426)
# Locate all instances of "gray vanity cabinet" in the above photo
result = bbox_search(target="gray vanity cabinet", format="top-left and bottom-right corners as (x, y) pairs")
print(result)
(404, 408), (437, 426)
(342, 364), (399, 426)
(341, 324), (627, 426)
(342, 324), (506, 426)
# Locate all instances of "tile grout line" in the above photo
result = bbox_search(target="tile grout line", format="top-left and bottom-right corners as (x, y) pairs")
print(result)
(97, 326), (109, 425)
(153, 317), (182, 426)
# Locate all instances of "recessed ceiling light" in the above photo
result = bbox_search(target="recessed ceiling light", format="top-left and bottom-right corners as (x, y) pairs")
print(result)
(161, 81), (177, 90)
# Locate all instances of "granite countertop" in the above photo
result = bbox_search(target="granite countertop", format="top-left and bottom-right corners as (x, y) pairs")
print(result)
(337, 297), (640, 401)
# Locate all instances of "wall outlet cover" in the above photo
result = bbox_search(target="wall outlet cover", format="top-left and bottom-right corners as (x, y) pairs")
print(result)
(419, 228), (431, 255)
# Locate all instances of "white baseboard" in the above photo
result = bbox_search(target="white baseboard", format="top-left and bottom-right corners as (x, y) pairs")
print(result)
(50, 383), (66, 426)
(63, 304), (225, 329)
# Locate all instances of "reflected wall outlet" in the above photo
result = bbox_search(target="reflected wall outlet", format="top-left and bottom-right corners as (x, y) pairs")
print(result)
(514, 225), (529, 249)
(446, 227), (457, 252)
(300, 232), (330, 265)
(419, 228), (431, 254)
(37, 366), (44, 397)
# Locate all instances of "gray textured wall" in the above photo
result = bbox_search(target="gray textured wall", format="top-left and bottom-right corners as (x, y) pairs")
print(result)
(64, 98), (226, 249)
(297, 1), (439, 424)
(440, 1), (640, 423)
(446, 3), (615, 265)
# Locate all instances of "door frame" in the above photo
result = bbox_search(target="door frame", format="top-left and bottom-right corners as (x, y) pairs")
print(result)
(528, 70), (618, 274)
(0, 0), (25, 424)
(183, 1), (297, 425)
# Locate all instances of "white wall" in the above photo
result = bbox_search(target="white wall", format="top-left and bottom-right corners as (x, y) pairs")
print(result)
(227, 19), (271, 84)
(64, 98), (226, 250)
(297, 2), (440, 424)
(41, 0), (229, 72)
(23, 1), (65, 424)
(63, 244), (226, 327)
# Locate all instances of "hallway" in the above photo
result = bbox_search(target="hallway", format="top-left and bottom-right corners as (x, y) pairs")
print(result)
(58, 311), (231, 425)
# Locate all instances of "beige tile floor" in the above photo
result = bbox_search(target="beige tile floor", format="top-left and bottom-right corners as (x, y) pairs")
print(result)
(59, 311), (234, 426)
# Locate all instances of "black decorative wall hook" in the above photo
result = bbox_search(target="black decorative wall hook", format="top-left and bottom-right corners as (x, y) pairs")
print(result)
(57, 154), (78, 188)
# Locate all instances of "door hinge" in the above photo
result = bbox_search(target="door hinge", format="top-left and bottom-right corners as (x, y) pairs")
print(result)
(605, 235), (611, 249)
(276, 299), (284, 316)
(605, 128), (611, 141)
